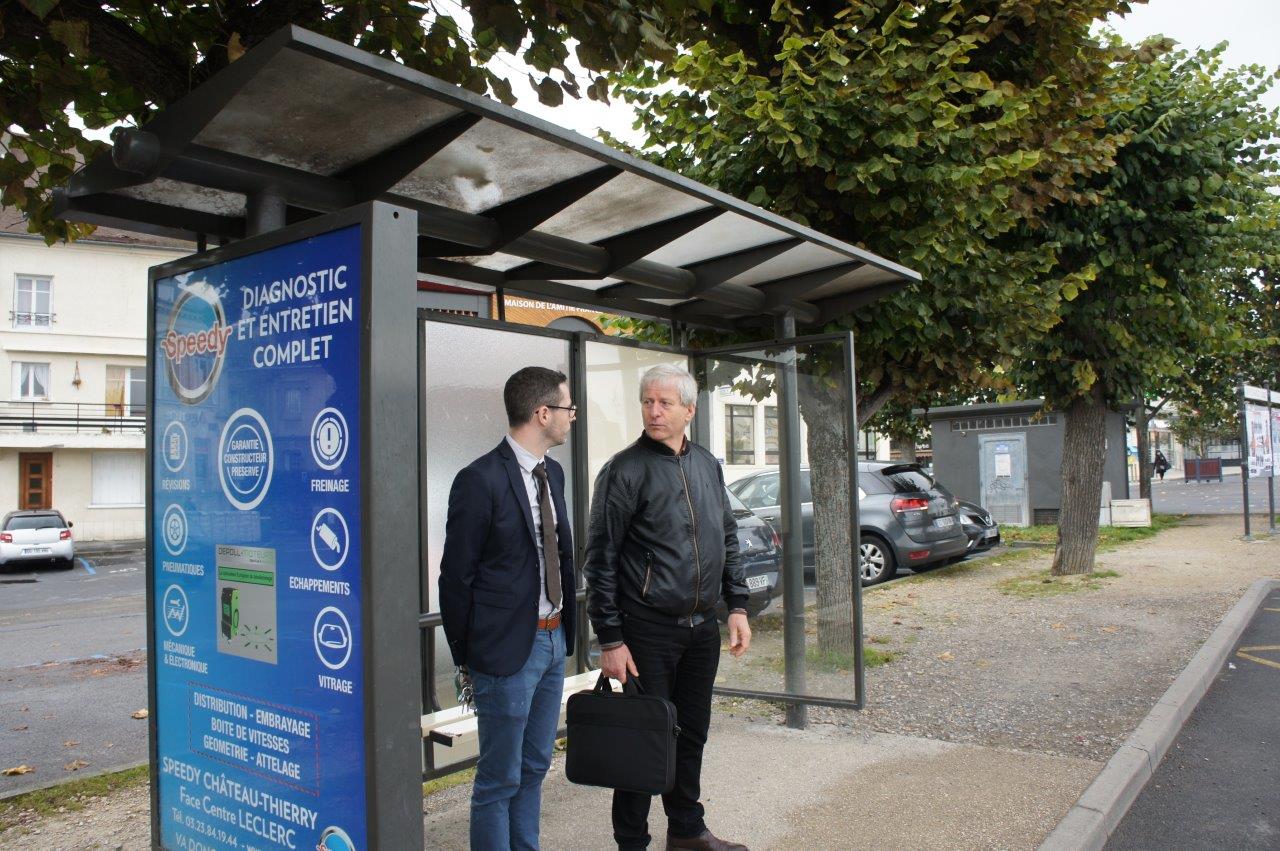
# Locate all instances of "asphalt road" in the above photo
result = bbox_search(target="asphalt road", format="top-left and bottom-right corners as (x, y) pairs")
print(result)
(1108, 586), (1280, 849)
(1152, 475), (1280, 518)
(0, 552), (148, 797)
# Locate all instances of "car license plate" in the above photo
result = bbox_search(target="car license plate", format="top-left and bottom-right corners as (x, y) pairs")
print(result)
(984, 528), (999, 539)
(934, 516), (955, 528)
(23, 547), (51, 555)
(746, 575), (768, 591)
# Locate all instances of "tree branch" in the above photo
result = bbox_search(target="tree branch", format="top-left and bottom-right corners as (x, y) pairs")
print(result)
(856, 378), (899, 428)
(48, 0), (192, 105)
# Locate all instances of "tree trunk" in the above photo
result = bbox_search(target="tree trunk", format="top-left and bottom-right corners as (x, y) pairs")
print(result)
(1136, 401), (1152, 500)
(1052, 386), (1109, 575)
(799, 381), (856, 655)
(897, 437), (917, 463)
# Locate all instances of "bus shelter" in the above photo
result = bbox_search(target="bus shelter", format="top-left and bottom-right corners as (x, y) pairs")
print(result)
(56, 25), (920, 849)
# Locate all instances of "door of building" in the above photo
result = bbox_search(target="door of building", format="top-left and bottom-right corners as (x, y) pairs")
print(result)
(979, 433), (1029, 527)
(19, 452), (52, 510)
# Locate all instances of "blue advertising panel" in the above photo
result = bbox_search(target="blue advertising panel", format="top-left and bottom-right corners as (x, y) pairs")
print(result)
(151, 225), (365, 851)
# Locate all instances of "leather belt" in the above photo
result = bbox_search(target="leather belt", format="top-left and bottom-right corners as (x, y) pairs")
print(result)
(537, 611), (562, 631)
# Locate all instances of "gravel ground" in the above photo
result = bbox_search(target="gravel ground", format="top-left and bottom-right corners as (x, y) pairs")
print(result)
(803, 516), (1280, 761)
(4, 515), (1277, 849)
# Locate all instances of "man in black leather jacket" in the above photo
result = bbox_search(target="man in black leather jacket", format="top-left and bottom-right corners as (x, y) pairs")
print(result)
(585, 363), (751, 851)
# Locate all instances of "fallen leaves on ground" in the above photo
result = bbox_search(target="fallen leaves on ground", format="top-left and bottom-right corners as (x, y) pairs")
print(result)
(63, 759), (89, 772)
(62, 740), (79, 748)
(11, 725), (28, 731)
(3, 765), (35, 776)
(1100, 625), (1120, 633)
(937, 651), (955, 662)
(1051, 622), (1066, 630)
(130, 709), (148, 720)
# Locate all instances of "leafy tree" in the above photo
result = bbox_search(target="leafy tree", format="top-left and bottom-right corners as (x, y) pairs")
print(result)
(1013, 45), (1280, 574)
(607, 0), (1140, 650)
(1, 0), (675, 242)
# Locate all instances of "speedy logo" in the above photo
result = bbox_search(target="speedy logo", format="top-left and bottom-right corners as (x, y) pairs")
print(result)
(163, 281), (230, 404)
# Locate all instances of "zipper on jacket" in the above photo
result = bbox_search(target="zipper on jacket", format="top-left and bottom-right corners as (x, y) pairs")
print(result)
(677, 455), (701, 623)
(642, 551), (653, 598)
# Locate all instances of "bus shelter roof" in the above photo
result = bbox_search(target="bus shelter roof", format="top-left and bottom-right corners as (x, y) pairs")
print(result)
(56, 26), (920, 330)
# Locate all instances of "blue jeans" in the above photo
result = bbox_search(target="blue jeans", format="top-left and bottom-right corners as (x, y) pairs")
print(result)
(470, 625), (566, 850)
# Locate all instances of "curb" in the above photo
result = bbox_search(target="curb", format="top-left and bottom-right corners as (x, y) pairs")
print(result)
(0, 761), (147, 802)
(1038, 577), (1279, 850)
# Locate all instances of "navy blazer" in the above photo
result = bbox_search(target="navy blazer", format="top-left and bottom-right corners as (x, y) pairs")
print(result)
(438, 439), (575, 676)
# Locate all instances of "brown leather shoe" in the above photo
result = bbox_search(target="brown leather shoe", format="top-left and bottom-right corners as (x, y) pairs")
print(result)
(665, 830), (748, 851)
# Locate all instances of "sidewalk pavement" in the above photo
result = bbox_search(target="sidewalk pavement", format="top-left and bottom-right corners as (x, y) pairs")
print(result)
(75, 538), (144, 558)
(423, 721), (1100, 849)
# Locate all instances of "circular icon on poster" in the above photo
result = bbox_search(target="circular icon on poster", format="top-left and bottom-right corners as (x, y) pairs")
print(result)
(162, 504), (188, 556)
(218, 407), (274, 511)
(314, 607), (352, 670)
(310, 407), (349, 471)
(161, 584), (190, 637)
(161, 421), (188, 473)
(310, 508), (350, 572)
(318, 826), (356, 851)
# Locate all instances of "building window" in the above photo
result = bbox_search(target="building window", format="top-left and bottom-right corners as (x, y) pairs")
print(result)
(763, 407), (779, 464)
(725, 404), (755, 465)
(14, 275), (53, 328)
(92, 451), (145, 506)
(106, 366), (146, 416)
(13, 362), (50, 400)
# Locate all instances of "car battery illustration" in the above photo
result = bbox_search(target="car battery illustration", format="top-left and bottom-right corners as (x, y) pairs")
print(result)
(220, 587), (240, 639)
(214, 544), (278, 663)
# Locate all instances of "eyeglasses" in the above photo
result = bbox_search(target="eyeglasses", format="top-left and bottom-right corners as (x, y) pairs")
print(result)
(545, 404), (577, 419)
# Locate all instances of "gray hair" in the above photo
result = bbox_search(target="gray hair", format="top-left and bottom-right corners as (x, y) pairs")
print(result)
(639, 363), (698, 407)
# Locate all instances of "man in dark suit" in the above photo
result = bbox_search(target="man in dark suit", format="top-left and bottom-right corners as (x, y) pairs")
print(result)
(439, 366), (577, 851)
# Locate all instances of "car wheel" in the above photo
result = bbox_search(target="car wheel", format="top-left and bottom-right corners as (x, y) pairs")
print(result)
(60, 557), (76, 570)
(859, 536), (897, 586)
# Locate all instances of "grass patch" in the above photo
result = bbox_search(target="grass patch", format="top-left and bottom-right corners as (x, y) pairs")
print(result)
(1000, 514), (1183, 551)
(423, 766), (475, 798)
(0, 764), (149, 832)
(995, 568), (1121, 598)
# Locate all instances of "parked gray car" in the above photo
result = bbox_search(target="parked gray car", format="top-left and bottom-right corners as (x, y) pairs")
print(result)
(727, 462), (969, 585)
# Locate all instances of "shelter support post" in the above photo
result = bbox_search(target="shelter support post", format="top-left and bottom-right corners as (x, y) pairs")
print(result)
(844, 331), (866, 709)
(246, 190), (286, 236)
(774, 313), (808, 729)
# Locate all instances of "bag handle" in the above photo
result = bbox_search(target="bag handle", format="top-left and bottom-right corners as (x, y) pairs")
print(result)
(593, 671), (646, 695)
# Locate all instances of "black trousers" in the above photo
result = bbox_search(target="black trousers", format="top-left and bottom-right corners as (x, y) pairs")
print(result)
(613, 616), (721, 849)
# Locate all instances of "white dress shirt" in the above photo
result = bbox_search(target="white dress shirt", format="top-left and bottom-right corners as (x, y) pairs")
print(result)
(505, 435), (559, 618)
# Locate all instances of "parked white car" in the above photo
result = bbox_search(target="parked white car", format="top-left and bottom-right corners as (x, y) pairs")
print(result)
(0, 510), (75, 569)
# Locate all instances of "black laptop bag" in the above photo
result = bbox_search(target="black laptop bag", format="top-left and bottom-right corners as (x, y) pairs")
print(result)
(565, 673), (680, 795)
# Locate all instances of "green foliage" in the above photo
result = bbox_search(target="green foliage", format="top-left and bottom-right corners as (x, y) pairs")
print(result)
(0, 0), (681, 242)
(610, 1), (1141, 417)
(0, 764), (148, 831)
(1014, 44), (1280, 410)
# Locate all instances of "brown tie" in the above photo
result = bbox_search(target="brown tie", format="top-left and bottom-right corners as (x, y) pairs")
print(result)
(531, 462), (562, 609)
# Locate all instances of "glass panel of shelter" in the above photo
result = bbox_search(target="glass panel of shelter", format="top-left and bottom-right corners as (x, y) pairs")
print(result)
(690, 338), (861, 709)
(418, 317), (861, 765)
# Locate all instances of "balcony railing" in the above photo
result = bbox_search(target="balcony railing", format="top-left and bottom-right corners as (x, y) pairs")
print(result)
(10, 311), (55, 328)
(0, 400), (146, 434)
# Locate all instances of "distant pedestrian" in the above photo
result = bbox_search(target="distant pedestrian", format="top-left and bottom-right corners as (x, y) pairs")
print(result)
(1154, 450), (1170, 481)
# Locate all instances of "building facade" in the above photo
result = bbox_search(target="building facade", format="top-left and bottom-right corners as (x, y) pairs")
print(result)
(0, 215), (186, 540)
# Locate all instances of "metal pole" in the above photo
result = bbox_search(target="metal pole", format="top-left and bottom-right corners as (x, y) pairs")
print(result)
(774, 313), (807, 729)
(1268, 382), (1276, 534)
(246, 190), (286, 236)
(570, 333), (591, 670)
(1240, 382), (1252, 540)
(844, 331), (865, 709)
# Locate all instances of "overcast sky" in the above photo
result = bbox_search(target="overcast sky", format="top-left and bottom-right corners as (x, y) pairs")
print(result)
(513, 0), (1280, 143)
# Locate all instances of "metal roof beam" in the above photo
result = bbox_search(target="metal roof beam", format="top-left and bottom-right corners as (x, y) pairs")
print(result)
(810, 280), (908, 323)
(52, 189), (244, 241)
(600, 238), (803, 301)
(758, 262), (865, 308)
(484, 165), (621, 249)
(507, 207), (722, 281)
(338, 112), (481, 200)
